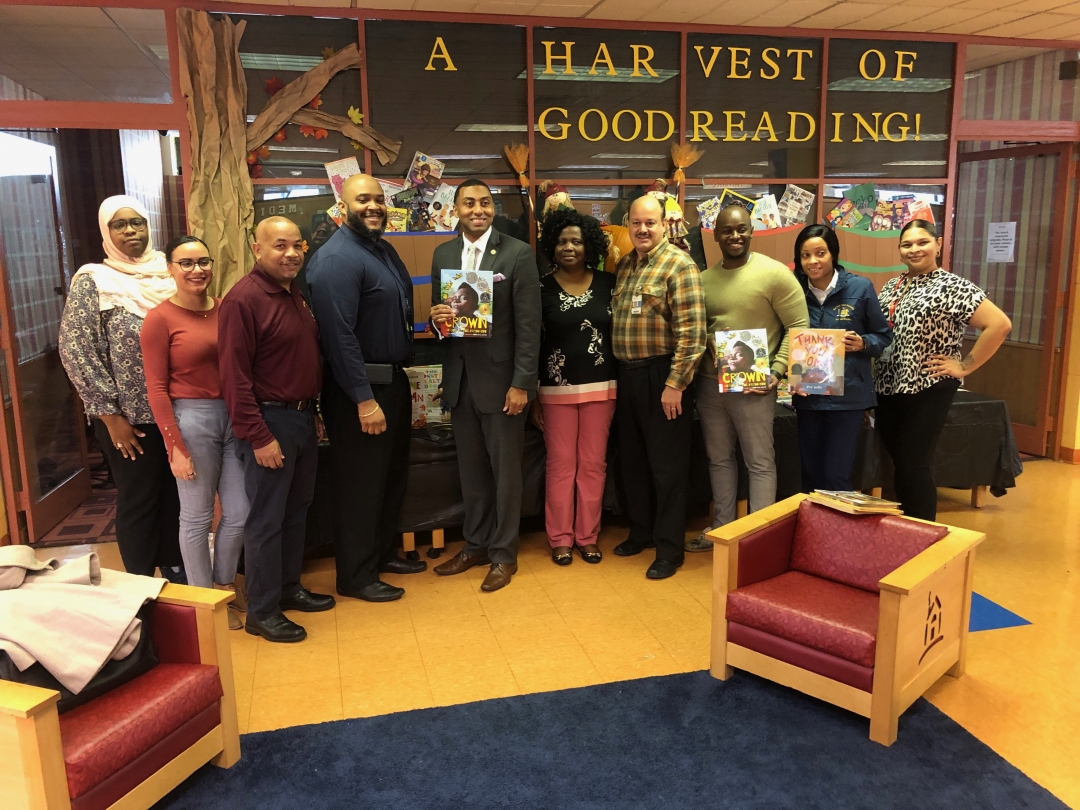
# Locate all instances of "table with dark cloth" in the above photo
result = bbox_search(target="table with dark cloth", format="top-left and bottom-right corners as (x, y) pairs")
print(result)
(306, 391), (1021, 551)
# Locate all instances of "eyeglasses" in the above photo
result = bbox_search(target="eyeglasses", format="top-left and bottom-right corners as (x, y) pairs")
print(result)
(169, 258), (215, 272)
(107, 217), (148, 233)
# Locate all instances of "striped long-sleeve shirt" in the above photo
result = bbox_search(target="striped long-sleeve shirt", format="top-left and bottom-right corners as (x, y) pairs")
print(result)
(611, 239), (706, 391)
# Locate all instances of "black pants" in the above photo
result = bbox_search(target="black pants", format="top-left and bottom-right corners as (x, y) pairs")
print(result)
(875, 379), (960, 521)
(616, 356), (694, 565)
(451, 370), (526, 566)
(796, 408), (866, 493)
(236, 406), (319, 621)
(322, 368), (411, 592)
(95, 421), (180, 576)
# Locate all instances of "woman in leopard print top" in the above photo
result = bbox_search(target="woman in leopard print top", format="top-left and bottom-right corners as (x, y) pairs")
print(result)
(873, 219), (1012, 520)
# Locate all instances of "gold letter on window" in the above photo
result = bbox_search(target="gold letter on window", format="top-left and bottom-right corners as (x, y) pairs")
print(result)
(542, 41), (576, 75)
(425, 37), (457, 71)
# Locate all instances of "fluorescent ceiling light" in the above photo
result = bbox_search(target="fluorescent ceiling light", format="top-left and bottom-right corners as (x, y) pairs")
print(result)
(832, 172), (888, 177)
(748, 161), (770, 166)
(430, 154), (501, 160)
(148, 45), (169, 61)
(701, 181), (756, 189)
(289, 188), (323, 198)
(519, 66), (677, 84)
(592, 153), (665, 160)
(558, 164), (630, 170)
(269, 146), (339, 154)
(455, 124), (563, 133)
(827, 77), (952, 93)
(240, 53), (323, 72)
(882, 160), (948, 166)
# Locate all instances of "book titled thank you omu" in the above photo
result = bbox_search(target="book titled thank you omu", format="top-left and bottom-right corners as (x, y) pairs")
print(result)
(439, 269), (493, 338)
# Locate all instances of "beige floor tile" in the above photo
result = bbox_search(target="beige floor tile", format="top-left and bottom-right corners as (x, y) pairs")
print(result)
(341, 675), (434, 719)
(279, 608), (337, 646)
(247, 678), (342, 732)
(234, 689), (252, 735)
(252, 640), (340, 689)
(339, 637), (426, 679)
(505, 645), (604, 694)
(336, 600), (415, 640)
(428, 658), (520, 707)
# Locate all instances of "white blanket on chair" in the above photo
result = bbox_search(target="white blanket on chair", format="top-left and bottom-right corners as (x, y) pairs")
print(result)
(0, 548), (165, 693)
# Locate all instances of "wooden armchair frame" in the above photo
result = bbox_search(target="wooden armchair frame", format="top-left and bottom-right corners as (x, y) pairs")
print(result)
(0, 584), (240, 810)
(709, 493), (984, 745)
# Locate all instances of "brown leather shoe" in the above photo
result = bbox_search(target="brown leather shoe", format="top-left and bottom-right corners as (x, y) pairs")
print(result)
(480, 563), (517, 592)
(433, 551), (490, 576)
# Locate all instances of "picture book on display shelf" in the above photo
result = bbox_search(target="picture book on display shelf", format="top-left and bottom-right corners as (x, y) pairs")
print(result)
(717, 188), (756, 216)
(440, 269), (493, 338)
(777, 184), (815, 227)
(715, 329), (770, 392)
(808, 491), (902, 516)
(406, 151), (444, 192)
(788, 328), (846, 396)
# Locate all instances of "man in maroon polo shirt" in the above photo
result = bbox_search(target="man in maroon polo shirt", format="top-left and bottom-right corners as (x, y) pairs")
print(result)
(219, 216), (335, 643)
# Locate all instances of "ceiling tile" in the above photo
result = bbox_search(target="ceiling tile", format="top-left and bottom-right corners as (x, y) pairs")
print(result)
(411, 0), (477, 10)
(950, 0), (1024, 8)
(471, 0), (537, 11)
(790, 4), (881, 29)
(888, 7), (986, 31)
(743, 0), (836, 27)
(839, 5), (923, 29)
(691, 0), (787, 26)
(975, 12), (1079, 37)
(1022, 19), (1080, 38)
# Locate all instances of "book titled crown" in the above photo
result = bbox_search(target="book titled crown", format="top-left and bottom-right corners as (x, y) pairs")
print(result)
(808, 490), (903, 516)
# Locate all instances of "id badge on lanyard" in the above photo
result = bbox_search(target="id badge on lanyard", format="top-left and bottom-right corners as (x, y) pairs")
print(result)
(631, 293), (642, 315)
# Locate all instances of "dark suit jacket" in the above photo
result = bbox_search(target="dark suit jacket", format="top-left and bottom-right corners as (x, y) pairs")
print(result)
(432, 229), (541, 413)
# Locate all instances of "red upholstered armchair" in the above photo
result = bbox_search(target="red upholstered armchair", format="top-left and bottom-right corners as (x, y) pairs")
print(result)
(709, 494), (984, 745)
(0, 584), (240, 810)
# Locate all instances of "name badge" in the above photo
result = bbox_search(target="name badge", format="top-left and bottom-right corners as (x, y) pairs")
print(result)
(631, 293), (642, 315)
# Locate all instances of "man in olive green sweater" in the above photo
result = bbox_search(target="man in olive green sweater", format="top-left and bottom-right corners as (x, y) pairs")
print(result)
(688, 205), (809, 551)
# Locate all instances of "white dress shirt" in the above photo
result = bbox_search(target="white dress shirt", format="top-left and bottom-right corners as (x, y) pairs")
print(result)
(460, 227), (493, 271)
(810, 270), (838, 305)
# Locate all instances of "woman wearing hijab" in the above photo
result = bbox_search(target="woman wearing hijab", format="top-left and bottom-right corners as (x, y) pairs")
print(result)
(59, 196), (184, 580)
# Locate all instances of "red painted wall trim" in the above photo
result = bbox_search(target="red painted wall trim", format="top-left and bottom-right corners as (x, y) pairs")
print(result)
(955, 119), (1080, 142)
(0, 100), (184, 130)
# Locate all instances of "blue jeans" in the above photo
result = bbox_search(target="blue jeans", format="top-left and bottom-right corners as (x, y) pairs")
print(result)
(173, 399), (249, 589)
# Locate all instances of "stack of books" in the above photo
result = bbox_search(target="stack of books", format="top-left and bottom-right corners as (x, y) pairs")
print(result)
(808, 490), (903, 516)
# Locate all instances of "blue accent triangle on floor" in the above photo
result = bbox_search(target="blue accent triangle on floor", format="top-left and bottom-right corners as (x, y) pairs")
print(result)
(970, 592), (1031, 632)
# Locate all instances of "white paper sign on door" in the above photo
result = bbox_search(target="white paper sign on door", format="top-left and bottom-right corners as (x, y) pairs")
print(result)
(986, 222), (1017, 263)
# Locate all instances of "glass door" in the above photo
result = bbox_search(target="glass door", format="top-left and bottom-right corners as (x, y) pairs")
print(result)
(0, 130), (90, 541)
(951, 144), (1072, 456)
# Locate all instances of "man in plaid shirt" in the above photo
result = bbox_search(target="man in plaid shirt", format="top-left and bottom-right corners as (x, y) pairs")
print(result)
(610, 195), (706, 579)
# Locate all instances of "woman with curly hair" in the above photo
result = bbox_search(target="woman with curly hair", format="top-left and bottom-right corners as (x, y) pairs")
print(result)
(532, 209), (615, 565)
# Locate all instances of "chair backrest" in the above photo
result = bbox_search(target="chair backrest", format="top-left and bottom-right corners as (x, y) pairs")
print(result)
(790, 500), (948, 592)
(149, 602), (203, 665)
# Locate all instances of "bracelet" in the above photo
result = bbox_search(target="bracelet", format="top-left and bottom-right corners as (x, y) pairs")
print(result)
(359, 405), (380, 418)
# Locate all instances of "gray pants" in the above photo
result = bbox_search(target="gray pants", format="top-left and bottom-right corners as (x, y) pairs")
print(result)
(173, 399), (249, 589)
(696, 375), (777, 528)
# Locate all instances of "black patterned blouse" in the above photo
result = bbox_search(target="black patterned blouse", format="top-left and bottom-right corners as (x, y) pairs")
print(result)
(538, 270), (617, 404)
(58, 274), (155, 424)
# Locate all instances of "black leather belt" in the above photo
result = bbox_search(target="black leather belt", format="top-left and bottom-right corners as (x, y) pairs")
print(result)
(619, 354), (672, 370)
(259, 400), (315, 411)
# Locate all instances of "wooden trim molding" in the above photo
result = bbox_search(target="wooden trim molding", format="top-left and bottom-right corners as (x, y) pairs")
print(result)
(956, 118), (1080, 142)
(1059, 447), (1080, 465)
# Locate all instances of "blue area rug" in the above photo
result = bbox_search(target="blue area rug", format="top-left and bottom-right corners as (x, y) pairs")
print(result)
(970, 593), (1032, 632)
(160, 671), (1064, 809)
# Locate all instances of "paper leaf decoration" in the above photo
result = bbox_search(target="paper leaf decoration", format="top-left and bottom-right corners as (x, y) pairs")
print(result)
(307, 94), (322, 110)
(321, 46), (336, 60)
(264, 77), (284, 97)
(347, 106), (363, 125)
(248, 164), (263, 179)
(351, 140), (363, 151)
(299, 125), (329, 140)
(302, 239), (310, 254)
(272, 128), (287, 143)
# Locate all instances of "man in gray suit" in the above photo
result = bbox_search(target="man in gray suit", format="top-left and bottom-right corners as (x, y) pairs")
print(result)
(429, 179), (541, 591)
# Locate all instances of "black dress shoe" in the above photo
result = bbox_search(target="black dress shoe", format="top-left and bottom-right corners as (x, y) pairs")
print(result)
(613, 538), (656, 557)
(645, 559), (683, 580)
(280, 588), (336, 613)
(379, 556), (428, 575)
(341, 581), (405, 602)
(245, 612), (307, 643)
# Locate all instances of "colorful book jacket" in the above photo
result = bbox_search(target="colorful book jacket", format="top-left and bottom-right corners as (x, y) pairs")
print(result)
(717, 188), (756, 215)
(715, 329), (771, 392)
(777, 184), (815, 227)
(440, 269), (493, 338)
(788, 328), (846, 396)
(385, 208), (408, 233)
(430, 183), (459, 232)
(324, 157), (362, 202)
(751, 193), (782, 231)
(406, 151), (445, 192)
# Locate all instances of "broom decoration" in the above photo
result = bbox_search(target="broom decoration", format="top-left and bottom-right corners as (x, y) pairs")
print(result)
(503, 142), (535, 217)
(670, 142), (705, 193)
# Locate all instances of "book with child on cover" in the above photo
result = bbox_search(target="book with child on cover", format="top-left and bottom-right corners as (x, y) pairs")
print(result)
(715, 329), (771, 392)
(788, 328), (846, 396)
(439, 269), (493, 338)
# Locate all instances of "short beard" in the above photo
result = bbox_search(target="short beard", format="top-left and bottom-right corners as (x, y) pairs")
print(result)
(346, 209), (385, 239)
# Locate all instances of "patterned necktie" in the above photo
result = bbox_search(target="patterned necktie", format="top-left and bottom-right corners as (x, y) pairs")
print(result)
(465, 244), (478, 272)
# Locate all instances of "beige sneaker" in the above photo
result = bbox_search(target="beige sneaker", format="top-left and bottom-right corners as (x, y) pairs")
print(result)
(215, 582), (245, 630)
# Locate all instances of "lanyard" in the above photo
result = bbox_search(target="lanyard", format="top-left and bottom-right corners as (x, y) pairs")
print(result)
(887, 275), (912, 328)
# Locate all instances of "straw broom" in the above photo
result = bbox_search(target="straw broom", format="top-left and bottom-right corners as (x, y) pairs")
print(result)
(670, 143), (705, 193)
(504, 142), (536, 218)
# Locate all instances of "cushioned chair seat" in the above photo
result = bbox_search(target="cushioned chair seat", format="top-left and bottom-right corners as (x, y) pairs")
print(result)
(60, 663), (223, 799)
(726, 570), (879, 667)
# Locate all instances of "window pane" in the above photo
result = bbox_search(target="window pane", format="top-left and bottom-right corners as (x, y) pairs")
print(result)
(235, 14), (361, 181)
(532, 28), (679, 180)
(367, 20), (526, 180)
(963, 45), (1080, 122)
(825, 40), (953, 179)
(686, 34), (821, 180)
(0, 7), (171, 103)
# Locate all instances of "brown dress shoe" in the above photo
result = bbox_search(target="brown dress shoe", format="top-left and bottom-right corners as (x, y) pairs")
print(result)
(481, 563), (517, 592)
(433, 551), (491, 576)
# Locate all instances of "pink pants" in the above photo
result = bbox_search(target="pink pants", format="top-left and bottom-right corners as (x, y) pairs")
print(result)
(542, 399), (617, 548)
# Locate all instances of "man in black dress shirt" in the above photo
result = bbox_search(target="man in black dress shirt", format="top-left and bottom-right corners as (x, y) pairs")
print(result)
(307, 174), (426, 603)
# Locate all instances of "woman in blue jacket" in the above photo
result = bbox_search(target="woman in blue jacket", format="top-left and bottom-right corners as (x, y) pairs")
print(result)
(792, 224), (892, 492)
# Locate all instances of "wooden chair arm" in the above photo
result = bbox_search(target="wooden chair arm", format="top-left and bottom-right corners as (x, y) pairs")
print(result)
(706, 493), (805, 546)
(157, 582), (233, 609)
(878, 527), (985, 595)
(0, 680), (60, 719)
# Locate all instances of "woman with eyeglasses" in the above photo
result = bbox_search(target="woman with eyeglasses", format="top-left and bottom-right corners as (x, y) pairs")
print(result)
(140, 236), (249, 626)
(59, 196), (183, 581)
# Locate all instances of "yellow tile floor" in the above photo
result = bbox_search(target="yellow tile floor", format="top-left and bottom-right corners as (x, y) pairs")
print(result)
(70, 458), (1078, 807)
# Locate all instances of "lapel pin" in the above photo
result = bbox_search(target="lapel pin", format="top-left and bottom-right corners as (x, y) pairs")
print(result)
(490, 249), (496, 255)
